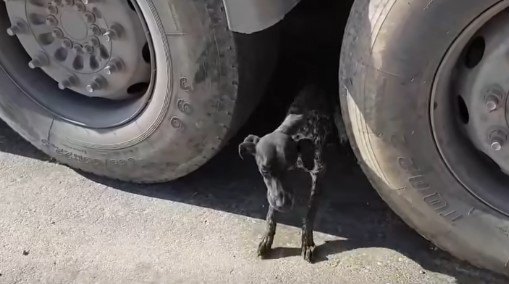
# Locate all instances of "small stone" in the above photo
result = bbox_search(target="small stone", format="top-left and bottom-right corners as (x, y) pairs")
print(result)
(22, 250), (29, 256)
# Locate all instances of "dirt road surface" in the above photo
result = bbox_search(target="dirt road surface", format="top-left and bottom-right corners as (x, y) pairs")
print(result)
(0, 119), (507, 283)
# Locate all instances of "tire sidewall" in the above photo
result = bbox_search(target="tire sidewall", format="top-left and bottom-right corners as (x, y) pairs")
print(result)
(341, 0), (509, 274)
(0, 0), (238, 182)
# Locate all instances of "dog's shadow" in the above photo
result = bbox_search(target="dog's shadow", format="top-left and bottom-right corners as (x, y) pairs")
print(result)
(266, 240), (344, 263)
(264, 247), (303, 261)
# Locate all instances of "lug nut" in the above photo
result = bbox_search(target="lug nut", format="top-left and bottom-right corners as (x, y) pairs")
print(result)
(484, 85), (505, 112)
(84, 44), (94, 54)
(103, 30), (115, 42)
(58, 75), (77, 90)
(492, 140), (503, 151)
(486, 95), (499, 112)
(86, 76), (106, 93)
(84, 12), (95, 24)
(6, 21), (26, 36)
(104, 58), (124, 75)
(103, 23), (123, 41)
(61, 38), (72, 49)
(28, 53), (49, 69)
(490, 130), (507, 151)
(73, 43), (83, 53)
(89, 36), (100, 47)
(46, 15), (59, 26)
(47, 5), (58, 15)
(51, 28), (64, 39)
(90, 25), (102, 36)
(74, 1), (85, 11)
(6, 27), (20, 36)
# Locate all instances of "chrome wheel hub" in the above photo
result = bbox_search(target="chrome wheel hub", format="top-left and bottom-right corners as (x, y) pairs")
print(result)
(4, 0), (151, 100)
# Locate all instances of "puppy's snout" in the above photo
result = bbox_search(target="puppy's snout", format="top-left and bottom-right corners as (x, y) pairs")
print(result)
(269, 190), (294, 212)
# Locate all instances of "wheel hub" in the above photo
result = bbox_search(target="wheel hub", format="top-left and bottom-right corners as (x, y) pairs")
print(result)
(60, 8), (88, 40)
(4, 0), (151, 100)
(455, 11), (509, 174)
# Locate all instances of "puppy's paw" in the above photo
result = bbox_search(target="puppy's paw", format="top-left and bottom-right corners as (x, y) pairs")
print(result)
(301, 243), (315, 263)
(257, 235), (273, 258)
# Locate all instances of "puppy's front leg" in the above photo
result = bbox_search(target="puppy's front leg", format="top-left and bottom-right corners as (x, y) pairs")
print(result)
(302, 171), (321, 263)
(258, 206), (276, 258)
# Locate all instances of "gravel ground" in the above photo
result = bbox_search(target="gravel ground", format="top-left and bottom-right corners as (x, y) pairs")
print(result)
(0, 119), (507, 284)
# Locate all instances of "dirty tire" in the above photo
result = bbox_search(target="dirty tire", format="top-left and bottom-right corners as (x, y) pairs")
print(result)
(340, 0), (509, 275)
(0, 0), (279, 183)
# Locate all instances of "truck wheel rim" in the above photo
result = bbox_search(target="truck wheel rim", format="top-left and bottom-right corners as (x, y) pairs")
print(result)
(1, 0), (154, 128)
(432, 2), (509, 216)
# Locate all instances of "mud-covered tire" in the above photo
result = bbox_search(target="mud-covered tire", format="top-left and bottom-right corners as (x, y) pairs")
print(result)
(340, 0), (509, 275)
(0, 0), (279, 183)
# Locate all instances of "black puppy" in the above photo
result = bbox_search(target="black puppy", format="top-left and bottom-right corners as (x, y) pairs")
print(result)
(239, 84), (338, 262)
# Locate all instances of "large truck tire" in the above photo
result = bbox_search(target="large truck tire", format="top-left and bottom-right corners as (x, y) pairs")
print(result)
(0, 0), (279, 182)
(340, 0), (509, 275)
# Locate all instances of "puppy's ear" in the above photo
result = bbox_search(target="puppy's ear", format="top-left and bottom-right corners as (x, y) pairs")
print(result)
(238, 135), (260, 160)
(296, 138), (315, 170)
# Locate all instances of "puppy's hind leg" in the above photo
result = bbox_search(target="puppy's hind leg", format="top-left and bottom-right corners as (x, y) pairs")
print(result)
(258, 206), (277, 258)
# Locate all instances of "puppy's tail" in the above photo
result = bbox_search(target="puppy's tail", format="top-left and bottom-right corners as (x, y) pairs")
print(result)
(334, 105), (349, 145)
